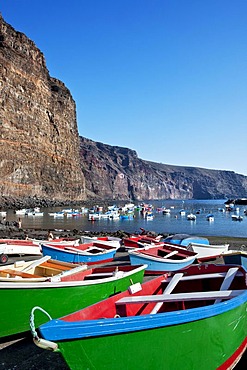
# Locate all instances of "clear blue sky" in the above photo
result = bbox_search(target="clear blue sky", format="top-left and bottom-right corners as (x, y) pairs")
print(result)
(1, 1), (247, 175)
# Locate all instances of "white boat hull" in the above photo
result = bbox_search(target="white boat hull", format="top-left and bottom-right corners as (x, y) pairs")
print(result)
(187, 243), (229, 259)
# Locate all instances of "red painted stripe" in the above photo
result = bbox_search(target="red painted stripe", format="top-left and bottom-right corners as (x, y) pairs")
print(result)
(217, 337), (247, 370)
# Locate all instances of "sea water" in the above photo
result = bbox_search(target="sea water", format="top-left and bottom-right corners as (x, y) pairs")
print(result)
(3, 199), (247, 238)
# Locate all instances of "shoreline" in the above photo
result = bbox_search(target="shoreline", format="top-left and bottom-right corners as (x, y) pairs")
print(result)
(1, 226), (247, 249)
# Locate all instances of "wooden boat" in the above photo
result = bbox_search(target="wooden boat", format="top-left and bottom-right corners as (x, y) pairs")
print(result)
(0, 256), (84, 283)
(231, 215), (243, 221)
(123, 236), (163, 249)
(41, 241), (118, 264)
(163, 235), (229, 261)
(222, 250), (247, 270)
(119, 213), (134, 220)
(0, 239), (42, 264)
(123, 229), (163, 250)
(206, 213), (214, 221)
(32, 264), (247, 370)
(15, 208), (29, 215)
(164, 234), (210, 246)
(0, 256), (146, 338)
(179, 209), (186, 216)
(88, 212), (102, 221)
(162, 208), (171, 214)
(146, 212), (154, 220)
(80, 235), (122, 249)
(187, 213), (196, 221)
(186, 242), (229, 261)
(128, 243), (197, 273)
(31, 237), (80, 246)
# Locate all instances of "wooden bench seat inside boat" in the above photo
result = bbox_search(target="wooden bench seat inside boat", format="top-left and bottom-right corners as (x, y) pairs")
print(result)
(115, 289), (244, 305)
(115, 267), (244, 316)
(139, 248), (185, 260)
(0, 268), (41, 278)
(161, 271), (243, 284)
(40, 261), (70, 271)
(115, 289), (244, 317)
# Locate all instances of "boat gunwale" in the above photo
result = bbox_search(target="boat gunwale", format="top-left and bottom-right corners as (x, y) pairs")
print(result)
(38, 288), (247, 341)
(128, 249), (196, 264)
(0, 264), (147, 289)
(41, 243), (116, 256)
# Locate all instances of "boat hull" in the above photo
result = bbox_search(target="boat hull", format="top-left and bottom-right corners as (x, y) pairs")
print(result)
(188, 243), (229, 260)
(129, 251), (195, 273)
(0, 266), (146, 338)
(41, 244), (117, 264)
(223, 252), (247, 270)
(0, 239), (42, 257)
(40, 298), (247, 370)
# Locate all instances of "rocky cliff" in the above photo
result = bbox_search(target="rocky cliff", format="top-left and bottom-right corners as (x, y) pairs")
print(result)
(0, 16), (85, 207)
(80, 136), (247, 200)
(1, 15), (247, 208)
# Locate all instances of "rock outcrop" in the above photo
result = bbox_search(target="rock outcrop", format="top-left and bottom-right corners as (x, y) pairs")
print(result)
(0, 15), (85, 207)
(80, 136), (247, 200)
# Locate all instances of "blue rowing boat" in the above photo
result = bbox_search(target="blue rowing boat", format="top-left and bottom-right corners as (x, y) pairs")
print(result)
(41, 242), (117, 264)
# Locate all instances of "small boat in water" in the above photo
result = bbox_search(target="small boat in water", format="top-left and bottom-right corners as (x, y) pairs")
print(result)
(146, 212), (154, 220)
(41, 241), (118, 264)
(32, 264), (247, 370)
(232, 215), (243, 221)
(0, 257), (146, 338)
(187, 213), (196, 221)
(179, 209), (186, 216)
(162, 208), (171, 214)
(128, 243), (197, 273)
(206, 213), (214, 221)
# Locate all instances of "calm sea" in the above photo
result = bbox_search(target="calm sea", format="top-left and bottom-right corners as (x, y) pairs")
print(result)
(3, 199), (247, 238)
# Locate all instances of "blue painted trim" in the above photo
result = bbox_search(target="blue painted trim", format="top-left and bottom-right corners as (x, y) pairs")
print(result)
(39, 291), (247, 341)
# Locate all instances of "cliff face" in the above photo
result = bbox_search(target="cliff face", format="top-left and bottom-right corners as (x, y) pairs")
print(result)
(1, 15), (246, 207)
(0, 16), (85, 206)
(80, 136), (247, 200)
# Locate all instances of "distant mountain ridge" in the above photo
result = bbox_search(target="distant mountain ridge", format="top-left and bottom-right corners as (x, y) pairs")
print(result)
(79, 137), (247, 200)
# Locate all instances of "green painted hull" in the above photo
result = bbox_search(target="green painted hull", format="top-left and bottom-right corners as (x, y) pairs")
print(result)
(58, 302), (247, 370)
(0, 268), (145, 338)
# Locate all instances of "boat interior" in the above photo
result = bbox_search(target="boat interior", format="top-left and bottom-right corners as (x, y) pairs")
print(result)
(50, 242), (115, 254)
(0, 259), (143, 282)
(0, 258), (87, 281)
(115, 265), (246, 317)
(62, 264), (246, 321)
(137, 244), (196, 260)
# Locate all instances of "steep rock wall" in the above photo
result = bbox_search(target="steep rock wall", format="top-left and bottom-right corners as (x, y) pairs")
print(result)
(0, 16), (85, 205)
(80, 136), (247, 200)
